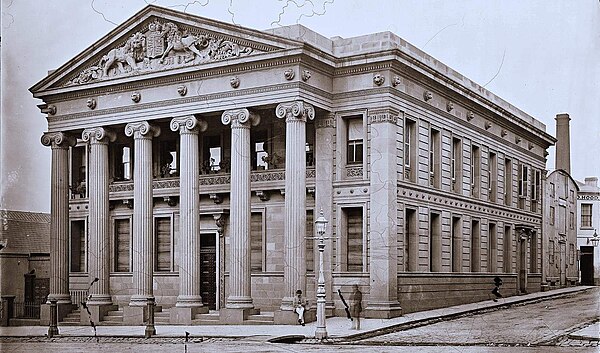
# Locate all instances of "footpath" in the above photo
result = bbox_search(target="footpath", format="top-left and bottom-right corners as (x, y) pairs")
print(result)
(0, 286), (595, 342)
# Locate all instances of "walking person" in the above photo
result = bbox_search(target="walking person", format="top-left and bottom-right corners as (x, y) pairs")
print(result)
(349, 284), (363, 330)
(492, 276), (503, 302)
(293, 289), (306, 326)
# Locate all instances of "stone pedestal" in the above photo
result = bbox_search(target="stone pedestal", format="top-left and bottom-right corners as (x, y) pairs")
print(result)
(365, 110), (402, 319)
(79, 304), (118, 324)
(171, 116), (207, 309)
(169, 306), (208, 325)
(273, 309), (316, 325)
(222, 109), (260, 310)
(275, 101), (314, 310)
(125, 122), (160, 306)
(82, 127), (116, 305)
(219, 307), (259, 324)
(41, 132), (76, 306)
(40, 303), (76, 325)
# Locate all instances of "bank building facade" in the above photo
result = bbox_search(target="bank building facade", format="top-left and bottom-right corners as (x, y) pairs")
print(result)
(31, 6), (555, 325)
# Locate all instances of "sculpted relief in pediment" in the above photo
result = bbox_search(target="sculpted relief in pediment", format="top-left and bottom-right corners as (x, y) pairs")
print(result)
(65, 20), (262, 86)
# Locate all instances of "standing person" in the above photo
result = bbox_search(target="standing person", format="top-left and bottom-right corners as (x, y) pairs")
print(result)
(492, 276), (503, 302)
(293, 289), (306, 326)
(349, 284), (363, 330)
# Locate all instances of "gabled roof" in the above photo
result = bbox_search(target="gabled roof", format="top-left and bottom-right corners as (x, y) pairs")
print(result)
(0, 210), (50, 254)
(30, 5), (303, 96)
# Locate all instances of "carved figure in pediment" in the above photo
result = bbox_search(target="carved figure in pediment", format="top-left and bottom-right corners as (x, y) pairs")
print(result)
(159, 22), (203, 63)
(100, 32), (147, 77)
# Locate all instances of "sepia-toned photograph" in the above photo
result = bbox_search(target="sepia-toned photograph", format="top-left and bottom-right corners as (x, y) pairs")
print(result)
(1, 1), (599, 352)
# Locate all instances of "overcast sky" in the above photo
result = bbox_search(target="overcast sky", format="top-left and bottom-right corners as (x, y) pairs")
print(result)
(1, 0), (599, 213)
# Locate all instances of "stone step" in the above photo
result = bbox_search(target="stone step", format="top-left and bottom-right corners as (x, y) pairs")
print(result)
(246, 312), (274, 322)
(105, 310), (124, 317)
(194, 312), (220, 321)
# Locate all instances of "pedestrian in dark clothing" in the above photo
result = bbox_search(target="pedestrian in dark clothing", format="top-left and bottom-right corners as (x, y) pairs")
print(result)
(349, 284), (362, 329)
(492, 276), (503, 302)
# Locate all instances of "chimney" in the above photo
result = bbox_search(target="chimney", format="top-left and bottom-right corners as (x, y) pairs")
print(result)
(555, 113), (571, 174)
(585, 177), (598, 188)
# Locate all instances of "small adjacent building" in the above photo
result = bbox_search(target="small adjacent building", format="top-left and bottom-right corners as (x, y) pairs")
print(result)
(0, 210), (50, 325)
(577, 177), (600, 285)
(30, 5), (556, 325)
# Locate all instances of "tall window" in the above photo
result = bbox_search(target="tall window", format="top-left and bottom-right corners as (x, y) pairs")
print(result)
(581, 204), (592, 227)
(404, 119), (416, 182)
(452, 137), (462, 193)
(531, 169), (541, 212)
(471, 145), (480, 198)
(570, 212), (575, 230)
(550, 206), (555, 226)
(251, 130), (269, 170)
(70, 220), (86, 272)
(306, 210), (314, 272)
(530, 231), (538, 273)
(346, 118), (363, 165)
(405, 208), (418, 271)
(112, 144), (133, 181)
(569, 243), (575, 265)
(155, 217), (172, 272)
(489, 152), (498, 202)
(549, 240), (555, 264)
(451, 216), (462, 272)
(471, 219), (481, 272)
(250, 212), (264, 272)
(202, 135), (222, 173)
(159, 140), (179, 178)
(504, 158), (512, 206)
(345, 207), (364, 272)
(70, 146), (87, 198)
(518, 163), (529, 209)
(503, 225), (512, 273)
(429, 213), (441, 272)
(114, 218), (130, 272)
(488, 222), (497, 272)
(550, 183), (555, 198)
(430, 128), (441, 188)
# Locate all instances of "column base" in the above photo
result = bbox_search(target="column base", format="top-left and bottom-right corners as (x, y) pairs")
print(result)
(175, 295), (204, 307)
(170, 306), (208, 324)
(364, 301), (403, 319)
(86, 294), (113, 306)
(219, 307), (259, 324)
(273, 308), (316, 325)
(225, 295), (254, 310)
(81, 303), (118, 324)
(129, 295), (155, 307)
(40, 303), (76, 325)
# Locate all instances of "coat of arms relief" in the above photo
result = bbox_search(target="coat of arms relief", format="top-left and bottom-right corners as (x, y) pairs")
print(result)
(65, 20), (259, 86)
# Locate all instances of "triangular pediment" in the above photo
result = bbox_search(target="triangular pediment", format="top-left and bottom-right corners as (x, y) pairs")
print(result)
(32, 5), (302, 94)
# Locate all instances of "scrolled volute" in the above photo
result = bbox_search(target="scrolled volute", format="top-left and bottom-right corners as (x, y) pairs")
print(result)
(170, 116), (207, 134)
(82, 127), (116, 143)
(275, 101), (315, 122)
(221, 108), (260, 127)
(41, 132), (76, 148)
(124, 121), (160, 139)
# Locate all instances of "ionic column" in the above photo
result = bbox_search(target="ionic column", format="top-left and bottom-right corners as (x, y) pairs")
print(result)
(170, 116), (207, 308)
(41, 132), (76, 305)
(81, 127), (116, 305)
(315, 114), (335, 311)
(222, 108), (260, 309)
(276, 101), (314, 310)
(125, 122), (160, 306)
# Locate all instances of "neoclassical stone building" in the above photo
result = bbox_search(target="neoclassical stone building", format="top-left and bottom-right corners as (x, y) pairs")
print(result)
(31, 6), (555, 325)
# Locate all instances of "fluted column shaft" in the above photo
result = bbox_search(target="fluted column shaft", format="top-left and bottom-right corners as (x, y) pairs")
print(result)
(171, 116), (206, 307)
(82, 128), (115, 305)
(276, 101), (314, 309)
(126, 122), (160, 306)
(222, 109), (259, 309)
(41, 132), (76, 304)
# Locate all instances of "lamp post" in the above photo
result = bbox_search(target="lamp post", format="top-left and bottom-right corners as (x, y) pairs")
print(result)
(314, 209), (328, 340)
(590, 229), (599, 247)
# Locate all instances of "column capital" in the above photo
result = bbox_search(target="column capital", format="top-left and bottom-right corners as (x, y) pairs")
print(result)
(221, 108), (260, 128)
(170, 116), (208, 134)
(125, 121), (161, 139)
(82, 127), (116, 144)
(41, 132), (77, 148)
(275, 101), (315, 122)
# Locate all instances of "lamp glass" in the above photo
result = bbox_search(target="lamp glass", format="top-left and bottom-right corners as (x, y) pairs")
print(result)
(315, 209), (328, 235)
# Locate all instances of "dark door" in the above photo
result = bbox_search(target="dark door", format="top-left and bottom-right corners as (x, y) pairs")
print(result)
(200, 233), (217, 310)
(580, 246), (594, 285)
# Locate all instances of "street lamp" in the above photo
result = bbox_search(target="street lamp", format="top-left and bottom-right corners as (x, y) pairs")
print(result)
(588, 229), (599, 247)
(314, 209), (328, 340)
